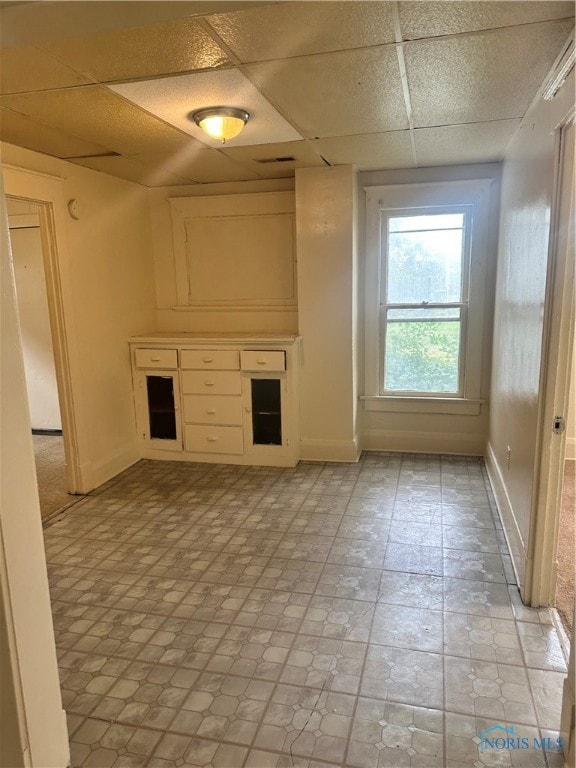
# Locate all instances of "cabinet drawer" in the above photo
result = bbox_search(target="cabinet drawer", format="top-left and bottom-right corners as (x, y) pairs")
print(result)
(240, 350), (286, 372)
(184, 424), (243, 454)
(134, 348), (178, 369)
(181, 350), (239, 370)
(181, 370), (241, 395)
(183, 395), (242, 425)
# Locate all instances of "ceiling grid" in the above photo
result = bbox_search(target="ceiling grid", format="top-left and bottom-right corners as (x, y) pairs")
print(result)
(0, 1), (572, 185)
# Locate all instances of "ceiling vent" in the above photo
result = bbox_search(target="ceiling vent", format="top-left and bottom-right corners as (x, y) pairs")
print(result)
(67, 151), (122, 159)
(255, 156), (296, 164)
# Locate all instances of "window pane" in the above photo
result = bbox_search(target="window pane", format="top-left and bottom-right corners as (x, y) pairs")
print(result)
(384, 308), (461, 393)
(389, 214), (464, 232)
(386, 217), (463, 304)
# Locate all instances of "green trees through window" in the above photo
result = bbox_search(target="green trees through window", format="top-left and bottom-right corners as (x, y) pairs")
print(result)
(382, 212), (467, 394)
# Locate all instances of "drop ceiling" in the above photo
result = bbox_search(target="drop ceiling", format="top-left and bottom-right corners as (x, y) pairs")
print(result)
(0, 1), (573, 186)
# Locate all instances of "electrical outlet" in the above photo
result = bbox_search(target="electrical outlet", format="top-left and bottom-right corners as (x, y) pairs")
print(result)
(506, 445), (511, 469)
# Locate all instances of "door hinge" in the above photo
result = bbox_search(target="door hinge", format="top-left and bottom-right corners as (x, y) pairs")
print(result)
(552, 416), (566, 435)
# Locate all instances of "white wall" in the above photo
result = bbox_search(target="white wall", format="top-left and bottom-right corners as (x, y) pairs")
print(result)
(9, 220), (62, 431)
(148, 178), (297, 334)
(486, 68), (575, 589)
(296, 165), (359, 462)
(1, 142), (157, 492)
(357, 163), (501, 455)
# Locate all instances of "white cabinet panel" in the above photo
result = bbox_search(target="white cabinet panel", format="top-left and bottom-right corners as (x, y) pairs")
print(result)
(180, 350), (239, 370)
(135, 348), (178, 369)
(130, 334), (300, 466)
(181, 370), (241, 395)
(183, 395), (242, 426)
(184, 424), (243, 454)
(241, 350), (286, 371)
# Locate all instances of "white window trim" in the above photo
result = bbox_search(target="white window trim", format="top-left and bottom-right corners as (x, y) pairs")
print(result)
(362, 179), (494, 415)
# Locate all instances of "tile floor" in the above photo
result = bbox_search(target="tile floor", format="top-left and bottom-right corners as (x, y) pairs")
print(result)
(44, 454), (569, 768)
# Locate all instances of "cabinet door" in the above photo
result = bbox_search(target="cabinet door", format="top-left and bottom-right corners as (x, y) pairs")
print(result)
(135, 370), (182, 451)
(242, 374), (292, 465)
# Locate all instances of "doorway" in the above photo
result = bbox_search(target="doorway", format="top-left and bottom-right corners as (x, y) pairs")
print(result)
(7, 196), (81, 518)
(555, 338), (575, 637)
(529, 115), (574, 614)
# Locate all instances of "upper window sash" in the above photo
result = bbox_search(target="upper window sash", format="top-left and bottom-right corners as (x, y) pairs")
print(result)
(379, 205), (472, 308)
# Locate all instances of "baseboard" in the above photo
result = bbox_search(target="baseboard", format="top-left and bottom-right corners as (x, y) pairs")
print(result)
(485, 441), (527, 590)
(31, 428), (63, 436)
(565, 437), (576, 461)
(299, 437), (361, 463)
(61, 707), (71, 768)
(362, 428), (484, 456)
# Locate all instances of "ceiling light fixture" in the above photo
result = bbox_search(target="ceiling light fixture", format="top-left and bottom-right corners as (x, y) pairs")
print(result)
(190, 107), (250, 143)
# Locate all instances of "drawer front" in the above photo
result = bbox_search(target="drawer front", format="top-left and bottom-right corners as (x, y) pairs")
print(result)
(181, 370), (241, 395)
(184, 425), (243, 454)
(134, 348), (178, 369)
(240, 350), (286, 372)
(180, 349), (239, 370)
(183, 395), (242, 426)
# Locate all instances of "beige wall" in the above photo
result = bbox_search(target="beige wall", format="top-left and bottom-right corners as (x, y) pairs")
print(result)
(1, 142), (157, 491)
(486, 68), (575, 589)
(358, 163), (501, 455)
(9, 221), (62, 431)
(296, 165), (359, 461)
(148, 178), (297, 334)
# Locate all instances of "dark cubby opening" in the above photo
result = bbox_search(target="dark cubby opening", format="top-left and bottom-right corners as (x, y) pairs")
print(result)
(251, 379), (282, 446)
(147, 375), (177, 440)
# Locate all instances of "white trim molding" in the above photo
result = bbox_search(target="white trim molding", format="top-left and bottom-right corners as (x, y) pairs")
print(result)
(361, 395), (484, 415)
(299, 438), (361, 463)
(363, 178), (495, 408)
(485, 442), (527, 591)
(364, 428), (484, 456)
(542, 30), (575, 101)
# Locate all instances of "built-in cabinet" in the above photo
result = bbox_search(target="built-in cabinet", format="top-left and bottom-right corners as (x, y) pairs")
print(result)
(130, 334), (300, 466)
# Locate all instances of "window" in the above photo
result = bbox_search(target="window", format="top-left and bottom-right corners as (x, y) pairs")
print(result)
(382, 210), (469, 395)
(364, 180), (493, 414)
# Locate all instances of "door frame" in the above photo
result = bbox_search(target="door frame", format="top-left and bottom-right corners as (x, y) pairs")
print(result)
(526, 108), (575, 607)
(4, 166), (84, 494)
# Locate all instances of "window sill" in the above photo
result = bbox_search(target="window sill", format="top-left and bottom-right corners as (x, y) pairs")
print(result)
(360, 396), (484, 415)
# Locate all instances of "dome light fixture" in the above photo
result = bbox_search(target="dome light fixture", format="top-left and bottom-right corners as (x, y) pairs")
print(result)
(190, 106), (250, 143)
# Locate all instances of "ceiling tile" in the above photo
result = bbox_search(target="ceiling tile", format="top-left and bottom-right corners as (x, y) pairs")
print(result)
(0, 2), (266, 48)
(399, 1), (574, 40)
(0, 45), (93, 95)
(0, 106), (111, 158)
(206, 1), (395, 62)
(406, 19), (574, 127)
(131, 148), (262, 184)
(110, 69), (302, 147)
(414, 119), (522, 166)
(313, 131), (414, 170)
(1, 86), (197, 155)
(221, 140), (325, 178)
(246, 46), (409, 139)
(68, 154), (194, 187)
(39, 19), (230, 83)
